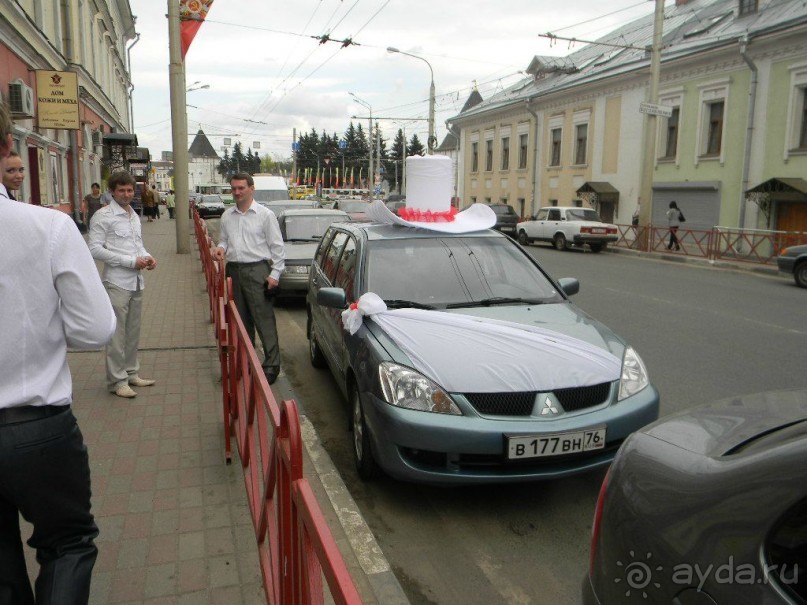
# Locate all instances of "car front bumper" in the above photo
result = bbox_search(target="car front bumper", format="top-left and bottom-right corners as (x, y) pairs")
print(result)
(776, 256), (795, 274)
(360, 384), (660, 485)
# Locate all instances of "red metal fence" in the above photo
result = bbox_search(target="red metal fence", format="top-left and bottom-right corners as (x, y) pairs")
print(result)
(192, 212), (362, 605)
(612, 224), (807, 264)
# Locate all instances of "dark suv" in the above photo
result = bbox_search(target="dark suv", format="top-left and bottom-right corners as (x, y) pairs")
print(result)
(489, 203), (519, 236)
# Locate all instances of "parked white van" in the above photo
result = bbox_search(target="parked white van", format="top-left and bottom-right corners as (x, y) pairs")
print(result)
(252, 175), (289, 202)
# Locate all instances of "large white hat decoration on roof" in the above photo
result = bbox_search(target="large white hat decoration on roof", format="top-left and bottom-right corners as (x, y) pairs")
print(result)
(366, 155), (496, 233)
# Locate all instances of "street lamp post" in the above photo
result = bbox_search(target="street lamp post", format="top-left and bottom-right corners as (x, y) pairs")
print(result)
(349, 92), (373, 193)
(186, 81), (210, 93)
(387, 47), (435, 155)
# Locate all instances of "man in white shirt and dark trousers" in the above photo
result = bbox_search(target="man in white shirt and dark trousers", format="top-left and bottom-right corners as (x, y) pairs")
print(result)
(0, 101), (116, 604)
(88, 170), (158, 398)
(213, 172), (286, 384)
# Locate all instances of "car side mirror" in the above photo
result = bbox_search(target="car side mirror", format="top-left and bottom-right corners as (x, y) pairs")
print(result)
(317, 287), (347, 309)
(557, 277), (579, 297)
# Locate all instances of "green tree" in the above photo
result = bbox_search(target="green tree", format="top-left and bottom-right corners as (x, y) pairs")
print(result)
(388, 128), (408, 193)
(408, 133), (426, 157)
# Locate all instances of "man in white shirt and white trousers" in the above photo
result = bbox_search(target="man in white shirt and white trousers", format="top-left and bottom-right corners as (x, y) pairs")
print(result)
(0, 101), (116, 604)
(88, 170), (158, 398)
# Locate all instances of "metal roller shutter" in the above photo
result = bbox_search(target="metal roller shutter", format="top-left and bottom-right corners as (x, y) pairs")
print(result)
(652, 181), (721, 230)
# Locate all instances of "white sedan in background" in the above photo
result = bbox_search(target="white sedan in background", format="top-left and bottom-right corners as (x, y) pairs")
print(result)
(517, 206), (618, 253)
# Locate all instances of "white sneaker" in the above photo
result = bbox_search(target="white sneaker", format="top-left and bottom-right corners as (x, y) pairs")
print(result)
(114, 384), (137, 398)
(129, 376), (156, 387)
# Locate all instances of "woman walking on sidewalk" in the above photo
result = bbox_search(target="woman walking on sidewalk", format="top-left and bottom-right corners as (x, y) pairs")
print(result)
(666, 200), (682, 251)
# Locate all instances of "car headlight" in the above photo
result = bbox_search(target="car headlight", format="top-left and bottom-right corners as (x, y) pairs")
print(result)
(284, 265), (309, 274)
(378, 362), (462, 415)
(618, 346), (650, 401)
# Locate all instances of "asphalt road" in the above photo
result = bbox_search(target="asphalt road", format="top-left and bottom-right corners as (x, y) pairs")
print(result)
(209, 215), (807, 604)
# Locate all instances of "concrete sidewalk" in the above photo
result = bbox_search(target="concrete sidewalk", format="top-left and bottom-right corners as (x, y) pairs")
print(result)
(22, 215), (406, 604)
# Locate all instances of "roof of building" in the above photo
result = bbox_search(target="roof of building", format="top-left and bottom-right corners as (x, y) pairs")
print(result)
(449, 0), (807, 123)
(188, 129), (219, 159)
(436, 131), (459, 152)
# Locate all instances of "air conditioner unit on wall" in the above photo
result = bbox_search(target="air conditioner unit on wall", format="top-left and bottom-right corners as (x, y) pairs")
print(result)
(8, 80), (34, 117)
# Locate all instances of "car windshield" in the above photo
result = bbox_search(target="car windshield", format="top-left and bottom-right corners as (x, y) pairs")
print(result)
(493, 205), (515, 215)
(282, 214), (348, 241)
(338, 201), (370, 213)
(201, 195), (223, 204)
(565, 208), (601, 221)
(365, 236), (563, 307)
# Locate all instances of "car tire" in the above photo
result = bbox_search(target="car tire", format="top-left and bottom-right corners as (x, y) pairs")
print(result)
(518, 230), (530, 245)
(351, 387), (381, 480)
(589, 243), (606, 253)
(553, 233), (568, 251)
(795, 261), (807, 288)
(308, 320), (327, 368)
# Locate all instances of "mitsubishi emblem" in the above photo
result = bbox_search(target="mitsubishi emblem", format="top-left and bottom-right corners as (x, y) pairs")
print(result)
(540, 396), (559, 415)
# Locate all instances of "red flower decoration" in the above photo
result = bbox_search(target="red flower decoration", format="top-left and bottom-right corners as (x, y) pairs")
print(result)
(397, 207), (458, 223)
(349, 302), (358, 311)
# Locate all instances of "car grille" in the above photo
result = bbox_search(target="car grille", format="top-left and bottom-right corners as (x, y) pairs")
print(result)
(464, 382), (611, 416)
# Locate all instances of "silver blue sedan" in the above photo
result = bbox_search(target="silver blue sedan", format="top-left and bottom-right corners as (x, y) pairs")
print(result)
(306, 223), (659, 485)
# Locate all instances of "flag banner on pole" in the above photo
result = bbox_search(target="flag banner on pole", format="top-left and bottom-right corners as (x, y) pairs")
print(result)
(180, 0), (214, 59)
(335, 167), (339, 188)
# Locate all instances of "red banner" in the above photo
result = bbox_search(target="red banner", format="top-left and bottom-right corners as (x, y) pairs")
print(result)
(180, 0), (214, 59)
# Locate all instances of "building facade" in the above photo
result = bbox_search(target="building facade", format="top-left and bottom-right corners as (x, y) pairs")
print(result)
(0, 0), (136, 212)
(449, 0), (807, 232)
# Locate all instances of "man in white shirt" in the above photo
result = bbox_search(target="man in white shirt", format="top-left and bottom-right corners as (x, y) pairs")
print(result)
(0, 101), (116, 604)
(213, 172), (285, 384)
(88, 171), (158, 398)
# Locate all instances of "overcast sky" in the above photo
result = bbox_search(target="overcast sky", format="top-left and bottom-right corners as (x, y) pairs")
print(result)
(128, 0), (663, 160)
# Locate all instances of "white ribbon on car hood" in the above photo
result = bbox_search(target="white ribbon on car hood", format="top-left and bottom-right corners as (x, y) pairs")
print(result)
(342, 292), (621, 393)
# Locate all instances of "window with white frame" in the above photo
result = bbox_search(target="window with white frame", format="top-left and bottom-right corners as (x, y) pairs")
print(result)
(518, 133), (528, 169)
(704, 101), (724, 156)
(786, 63), (807, 154)
(485, 139), (493, 171)
(550, 128), (562, 166)
(574, 123), (588, 165)
(661, 107), (680, 159)
(471, 141), (479, 172)
(696, 81), (729, 161)
(501, 136), (510, 170)
(800, 89), (807, 149)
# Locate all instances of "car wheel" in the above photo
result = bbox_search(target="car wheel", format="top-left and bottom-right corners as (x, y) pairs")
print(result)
(307, 320), (327, 368)
(553, 233), (568, 251)
(518, 230), (530, 245)
(589, 243), (606, 253)
(795, 261), (807, 288)
(351, 387), (381, 480)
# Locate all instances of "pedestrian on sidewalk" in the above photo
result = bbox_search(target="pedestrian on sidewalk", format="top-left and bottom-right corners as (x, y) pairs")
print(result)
(81, 182), (103, 226)
(213, 172), (285, 385)
(141, 184), (157, 222)
(166, 189), (176, 219)
(666, 200), (682, 251)
(152, 185), (161, 219)
(88, 170), (158, 398)
(1, 150), (24, 201)
(0, 100), (116, 605)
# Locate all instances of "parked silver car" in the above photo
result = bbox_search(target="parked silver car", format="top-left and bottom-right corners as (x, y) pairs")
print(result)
(307, 222), (659, 485)
(584, 388), (807, 604)
(276, 208), (350, 297)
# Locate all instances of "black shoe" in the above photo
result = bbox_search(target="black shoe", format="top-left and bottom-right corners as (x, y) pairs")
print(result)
(264, 370), (278, 385)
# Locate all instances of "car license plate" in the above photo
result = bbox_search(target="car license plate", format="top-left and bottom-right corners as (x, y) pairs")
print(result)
(591, 228), (606, 234)
(507, 427), (606, 460)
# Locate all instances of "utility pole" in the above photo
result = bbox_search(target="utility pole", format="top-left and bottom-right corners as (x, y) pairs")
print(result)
(637, 0), (665, 250)
(167, 0), (189, 253)
(291, 127), (296, 185)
